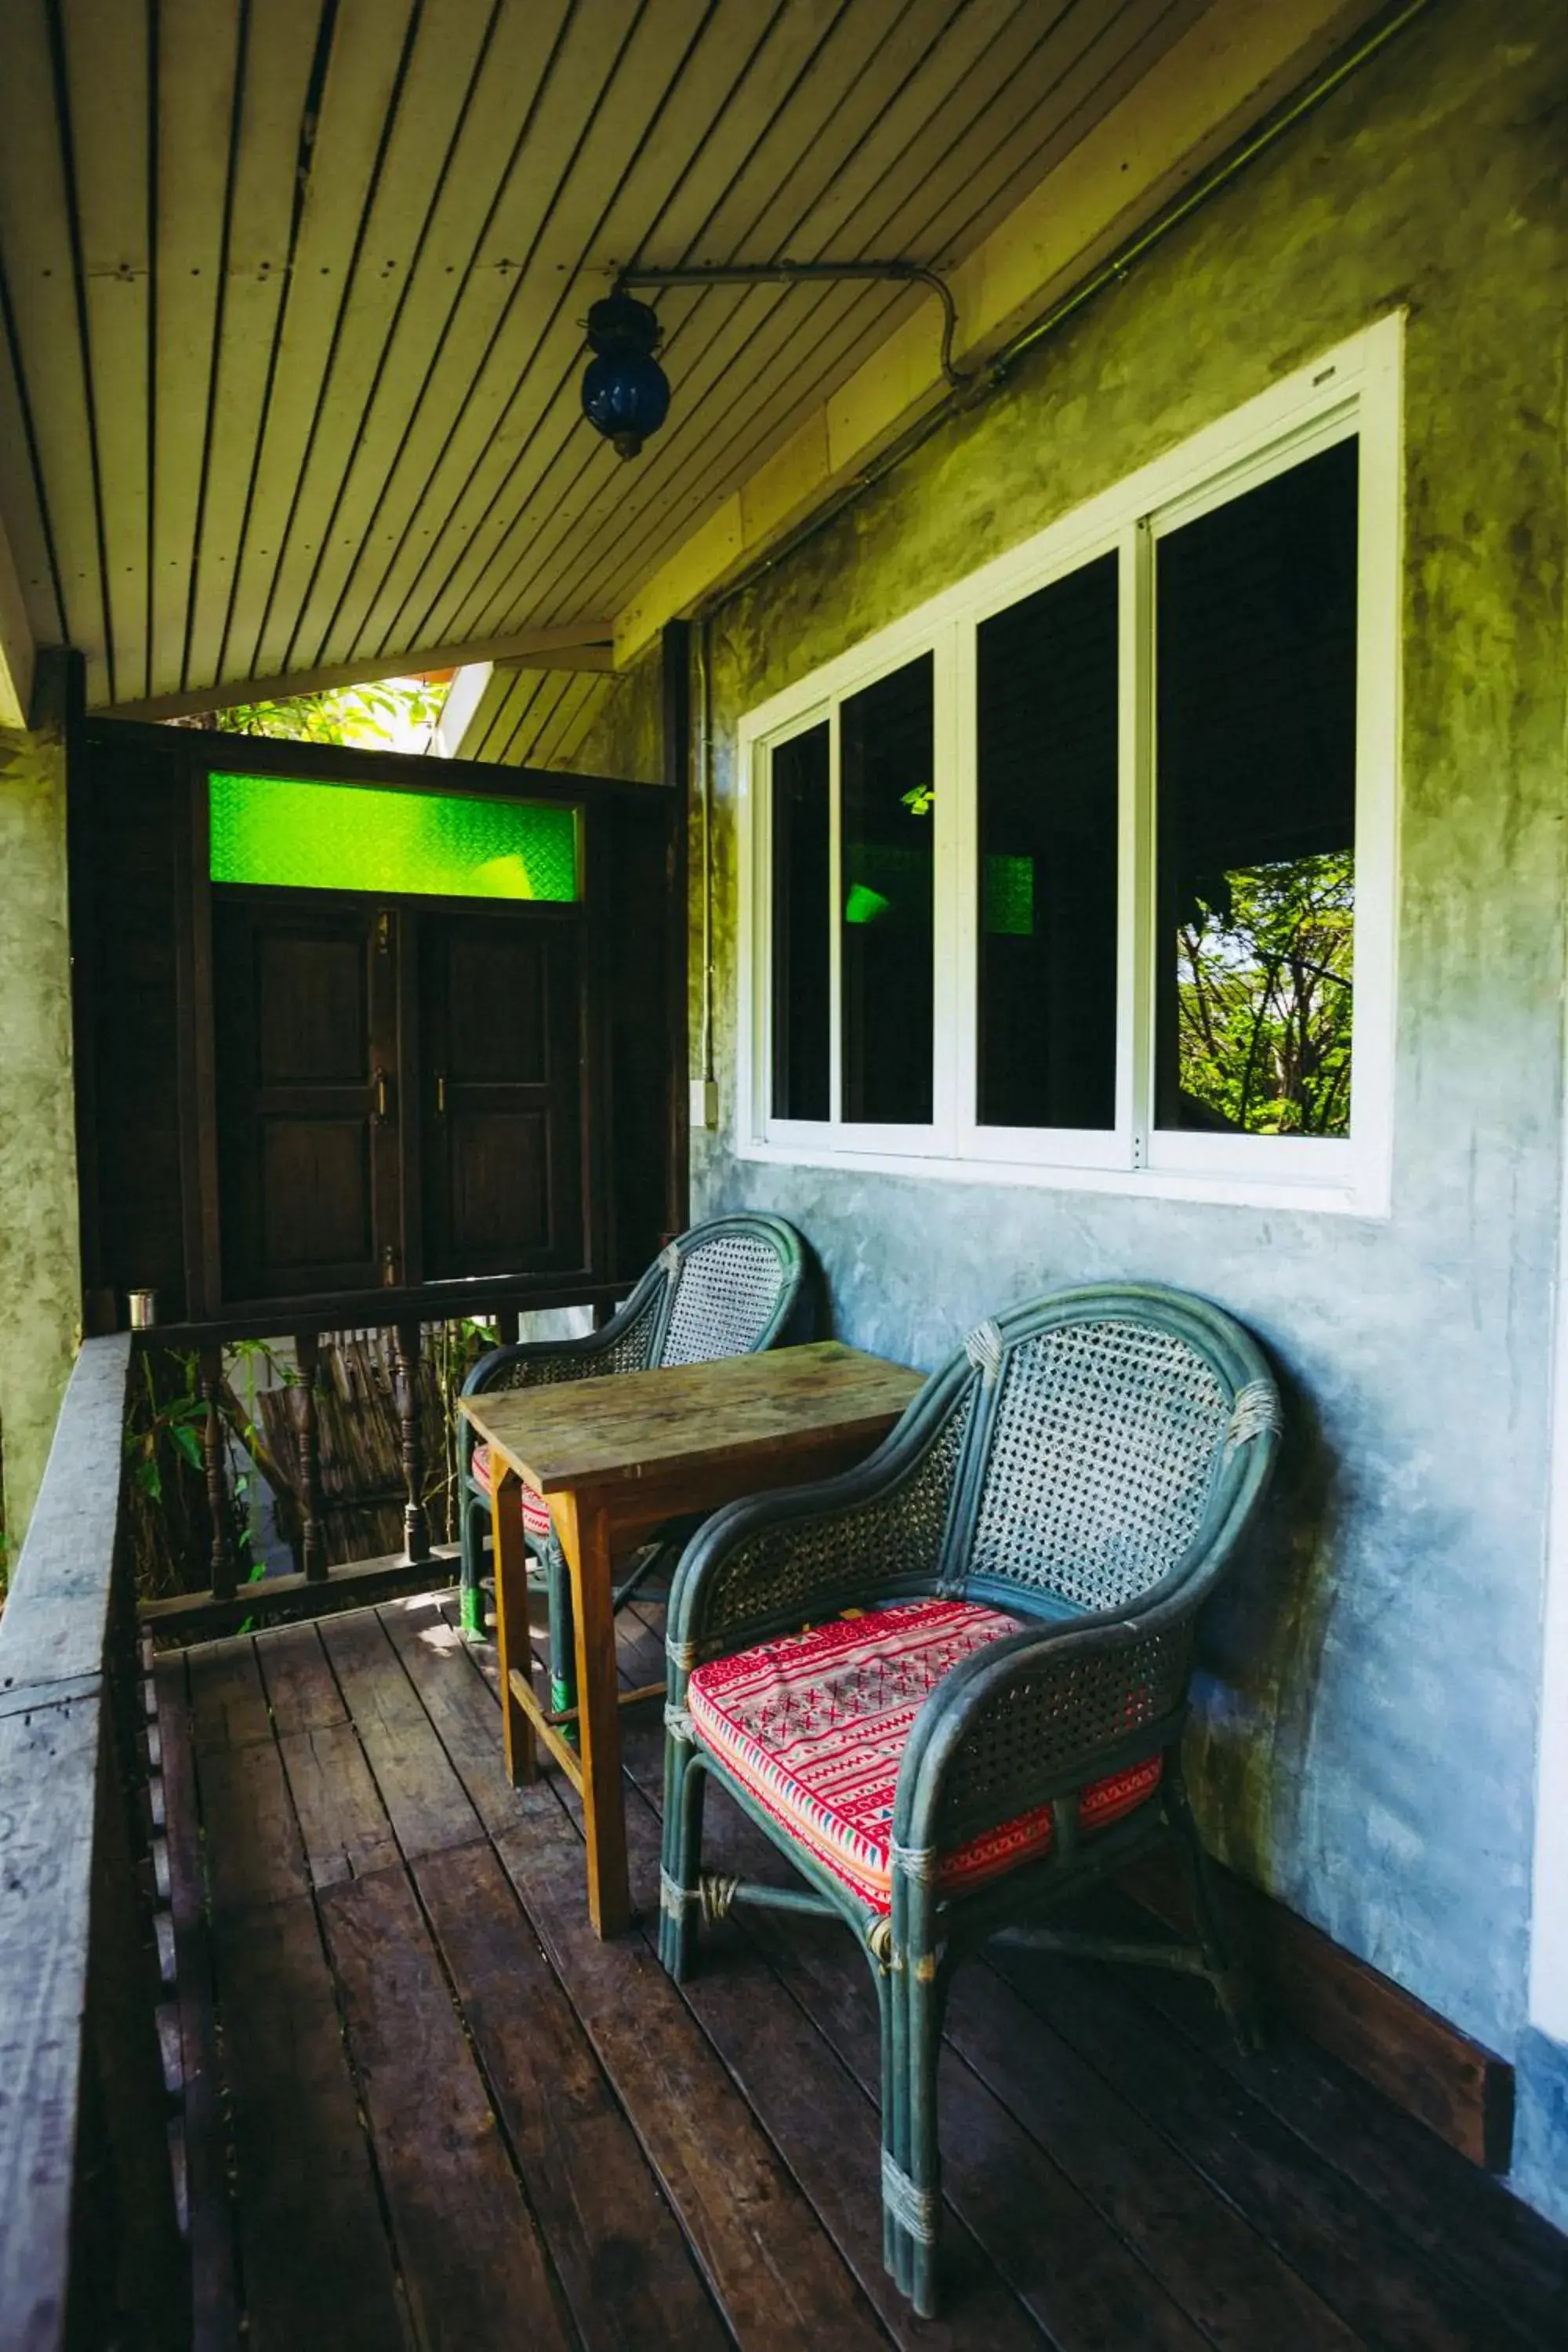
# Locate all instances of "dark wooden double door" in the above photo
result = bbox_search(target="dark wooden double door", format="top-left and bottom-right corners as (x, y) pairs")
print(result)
(214, 889), (583, 1301)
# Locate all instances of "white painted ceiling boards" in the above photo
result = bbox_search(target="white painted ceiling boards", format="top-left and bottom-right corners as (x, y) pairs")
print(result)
(0, 0), (1384, 744)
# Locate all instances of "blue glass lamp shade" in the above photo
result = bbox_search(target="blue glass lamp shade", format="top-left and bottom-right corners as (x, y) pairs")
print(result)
(581, 293), (670, 459)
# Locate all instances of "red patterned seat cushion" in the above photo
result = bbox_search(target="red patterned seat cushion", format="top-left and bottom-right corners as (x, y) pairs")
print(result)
(470, 1443), (552, 1540)
(687, 1599), (1162, 1913)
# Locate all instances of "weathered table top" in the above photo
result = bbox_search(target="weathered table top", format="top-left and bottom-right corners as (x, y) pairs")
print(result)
(460, 1340), (924, 1495)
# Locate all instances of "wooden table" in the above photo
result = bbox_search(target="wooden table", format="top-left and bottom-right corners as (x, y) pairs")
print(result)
(461, 1341), (924, 1936)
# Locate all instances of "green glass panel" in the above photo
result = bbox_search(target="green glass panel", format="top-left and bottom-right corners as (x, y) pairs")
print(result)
(209, 773), (579, 901)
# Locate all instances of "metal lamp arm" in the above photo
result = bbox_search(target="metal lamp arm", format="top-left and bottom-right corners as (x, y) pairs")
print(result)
(614, 260), (971, 391)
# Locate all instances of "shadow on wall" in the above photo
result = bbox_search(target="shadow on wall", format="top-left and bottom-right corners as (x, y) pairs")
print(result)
(1186, 1348), (1342, 1894)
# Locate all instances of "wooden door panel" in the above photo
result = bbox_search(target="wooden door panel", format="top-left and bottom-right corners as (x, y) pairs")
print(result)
(256, 933), (369, 1081)
(448, 1111), (550, 1260)
(259, 1122), (374, 1271)
(214, 895), (399, 1299)
(421, 911), (584, 1279)
(443, 933), (549, 1083)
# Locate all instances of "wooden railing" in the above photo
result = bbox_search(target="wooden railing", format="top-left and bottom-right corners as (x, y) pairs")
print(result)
(0, 1335), (187, 2350)
(0, 1275), (628, 2342)
(135, 1272), (627, 1637)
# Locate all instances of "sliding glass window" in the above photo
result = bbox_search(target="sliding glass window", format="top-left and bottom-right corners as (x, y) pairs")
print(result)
(768, 723), (831, 1121)
(975, 554), (1119, 1132)
(1153, 437), (1359, 1142)
(840, 655), (935, 1126)
(745, 316), (1396, 1206)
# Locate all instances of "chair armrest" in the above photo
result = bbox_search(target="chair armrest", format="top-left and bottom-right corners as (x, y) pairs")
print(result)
(665, 1363), (972, 1668)
(461, 1283), (660, 1397)
(893, 1597), (1198, 1863)
(456, 1282), (662, 1468)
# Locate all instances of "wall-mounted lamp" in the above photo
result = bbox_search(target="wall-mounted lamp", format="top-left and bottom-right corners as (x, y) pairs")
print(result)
(579, 261), (967, 462)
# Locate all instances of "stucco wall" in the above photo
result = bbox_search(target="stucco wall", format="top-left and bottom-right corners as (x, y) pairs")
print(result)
(678, 0), (1568, 2099)
(0, 710), (80, 1571)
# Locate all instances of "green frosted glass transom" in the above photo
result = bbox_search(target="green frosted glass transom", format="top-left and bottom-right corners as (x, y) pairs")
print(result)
(209, 773), (579, 902)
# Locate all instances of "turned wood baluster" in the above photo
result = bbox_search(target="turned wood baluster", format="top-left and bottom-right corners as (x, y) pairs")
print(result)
(296, 1330), (326, 1582)
(394, 1321), (431, 1565)
(199, 1346), (236, 1601)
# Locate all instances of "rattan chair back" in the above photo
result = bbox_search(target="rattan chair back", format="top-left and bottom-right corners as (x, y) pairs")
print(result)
(938, 1286), (1279, 1618)
(655, 1221), (803, 1367)
(477, 1214), (806, 1393)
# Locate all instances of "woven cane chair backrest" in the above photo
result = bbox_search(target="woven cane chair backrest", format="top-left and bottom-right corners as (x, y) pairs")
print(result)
(964, 1314), (1234, 1613)
(483, 1287), (664, 1389)
(658, 1227), (797, 1367)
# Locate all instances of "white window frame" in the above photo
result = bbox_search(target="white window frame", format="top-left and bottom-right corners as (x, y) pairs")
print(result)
(736, 314), (1403, 1216)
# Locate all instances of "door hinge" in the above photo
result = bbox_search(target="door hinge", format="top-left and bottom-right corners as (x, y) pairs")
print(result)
(435, 1073), (448, 1116)
(376, 909), (393, 955)
(381, 1243), (398, 1287)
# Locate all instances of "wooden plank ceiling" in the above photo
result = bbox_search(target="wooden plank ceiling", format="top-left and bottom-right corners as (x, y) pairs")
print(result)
(0, 0), (1230, 715)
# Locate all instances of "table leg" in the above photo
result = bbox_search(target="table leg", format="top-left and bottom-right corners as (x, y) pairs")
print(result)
(490, 1466), (537, 1788)
(553, 1490), (632, 1937)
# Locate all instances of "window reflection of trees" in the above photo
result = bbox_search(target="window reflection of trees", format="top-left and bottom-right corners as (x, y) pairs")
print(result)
(1174, 852), (1353, 1136)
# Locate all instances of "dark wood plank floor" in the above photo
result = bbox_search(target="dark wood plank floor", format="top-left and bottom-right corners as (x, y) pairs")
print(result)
(154, 1592), (1568, 2352)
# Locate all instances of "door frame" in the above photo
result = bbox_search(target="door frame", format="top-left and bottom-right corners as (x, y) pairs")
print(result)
(154, 728), (669, 1319)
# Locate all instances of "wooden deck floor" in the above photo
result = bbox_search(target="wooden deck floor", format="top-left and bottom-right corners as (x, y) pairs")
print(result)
(154, 1592), (1568, 2352)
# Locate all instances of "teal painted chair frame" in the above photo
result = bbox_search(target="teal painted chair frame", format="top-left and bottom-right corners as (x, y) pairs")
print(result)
(657, 1282), (1281, 2317)
(456, 1214), (811, 1701)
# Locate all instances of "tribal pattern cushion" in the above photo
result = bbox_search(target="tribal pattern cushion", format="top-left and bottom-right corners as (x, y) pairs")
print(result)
(470, 1443), (552, 1540)
(688, 1599), (1162, 1912)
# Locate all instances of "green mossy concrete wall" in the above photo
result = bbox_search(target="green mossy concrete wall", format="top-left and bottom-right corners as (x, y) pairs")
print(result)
(0, 713), (80, 1570)
(682, 0), (1568, 2102)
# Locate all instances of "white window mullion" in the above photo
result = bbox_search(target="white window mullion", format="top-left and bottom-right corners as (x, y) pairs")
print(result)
(1341, 329), (1402, 1214)
(827, 701), (844, 1138)
(1126, 519), (1156, 1170)
(745, 735), (765, 1148)
(934, 621), (968, 1156)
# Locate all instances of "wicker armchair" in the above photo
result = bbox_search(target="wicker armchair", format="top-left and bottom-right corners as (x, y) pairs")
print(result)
(458, 1214), (810, 1704)
(657, 1282), (1281, 2318)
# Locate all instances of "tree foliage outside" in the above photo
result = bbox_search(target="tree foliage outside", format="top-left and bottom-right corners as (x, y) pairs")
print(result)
(201, 674), (448, 749)
(1174, 852), (1353, 1137)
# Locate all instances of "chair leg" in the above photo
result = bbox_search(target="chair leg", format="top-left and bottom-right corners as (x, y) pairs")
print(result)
(884, 1891), (944, 2316)
(873, 1955), (903, 2281)
(658, 1732), (706, 1981)
(1167, 1755), (1261, 2056)
(459, 1488), (487, 1639)
(612, 1541), (668, 1613)
(543, 1532), (668, 1719)
(544, 1534), (577, 1719)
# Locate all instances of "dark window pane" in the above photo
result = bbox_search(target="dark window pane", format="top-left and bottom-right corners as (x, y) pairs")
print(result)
(1155, 437), (1358, 1138)
(840, 655), (935, 1124)
(976, 554), (1119, 1129)
(769, 724), (830, 1120)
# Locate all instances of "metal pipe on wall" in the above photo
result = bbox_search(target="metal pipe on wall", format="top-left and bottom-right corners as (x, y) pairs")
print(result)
(688, 0), (1435, 620)
(696, 613), (714, 1097)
